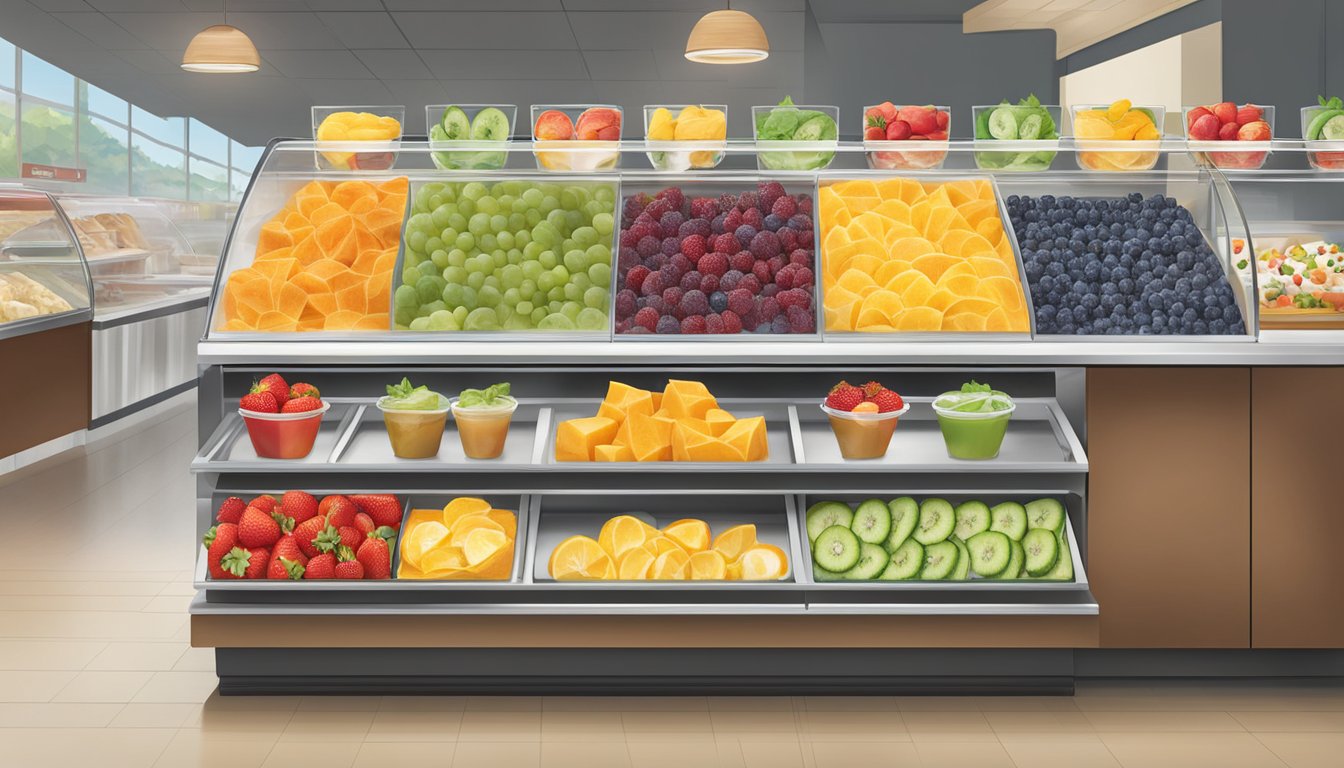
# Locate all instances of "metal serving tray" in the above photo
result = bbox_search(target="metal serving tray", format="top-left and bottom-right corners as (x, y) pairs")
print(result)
(793, 397), (1087, 473)
(194, 400), (361, 468)
(335, 401), (544, 469)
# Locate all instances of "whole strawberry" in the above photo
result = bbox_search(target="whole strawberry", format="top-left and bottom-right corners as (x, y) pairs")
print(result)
(280, 396), (323, 414)
(322, 496), (359, 528)
(356, 535), (392, 580)
(334, 546), (364, 579)
(273, 534), (308, 566)
(337, 526), (362, 550)
(267, 551), (305, 580)
(221, 546), (269, 579)
(279, 490), (318, 524)
(353, 512), (376, 538)
(825, 381), (864, 412)
(350, 494), (403, 529)
(860, 381), (884, 398)
(215, 497), (246, 524)
(247, 494), (277, 513)
(239, 391), (278, 413)
(238, 506), (282, 548)
(871, 388), (905, 413)
(204, 523), (239, 579)
(294, 515), (329, 558)
(313, 525), (344, 555)
(289, 382), (320, 400)
(305, 552), (336, 579)
(254, 374), (290, 407)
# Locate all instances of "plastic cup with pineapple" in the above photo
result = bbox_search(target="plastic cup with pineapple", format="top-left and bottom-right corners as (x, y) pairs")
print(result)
(644, 104), (728, 171)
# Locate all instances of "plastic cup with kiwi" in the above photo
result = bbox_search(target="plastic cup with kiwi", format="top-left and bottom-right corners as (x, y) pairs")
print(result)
(427, 104), (516, 170)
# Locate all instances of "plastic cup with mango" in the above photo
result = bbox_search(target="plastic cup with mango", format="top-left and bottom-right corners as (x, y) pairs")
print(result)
(643, 104), (728, 171)
(1070, 100), (1165, 172)
(311, 106), (404, 171)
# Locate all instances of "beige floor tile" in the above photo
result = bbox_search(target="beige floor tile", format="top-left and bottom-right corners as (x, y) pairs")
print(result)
(131, 670), (219, 703)
(194, 707), (293, 735)
(802, 696), (900, 711)
(142, 595), (193, 613)
(622, 710), (714, 735)
(53, 670), (152, 703)
(380, 696), (468, 712)
(1254, 732), (1344, 768)
(279, 710), (374, 743)
(707, 696), (799, 711)
(627, 740), (738, 768)
(1100, 732), (1290, 768)
(85, 642), (189, 672)
(465, 695), (544, 711)
(452, 741), (541, 768)
(0, 610), (187, 641)
(0, 640), (106, 671)
(111, 702), (204, 729)
(540, 741), (632, 768)
(171, 647), (216, 672)
(0, 581), (166, 597)
(458, 710), (542, 741)
(541, 710), (626, 741)
(198, 691), (302, 713)
(711, 709), (801, 736)
(263, 741), (361, 768)
(1234, 711), (1344, 732)
(0, 726), (176, 768)
(0, 702), (122, 727)
(354, 741), (455, 768)
(739, 739), (807, 768)
(296, 695), (384, 712)
(544, 696), (708, 712)
(1083, 710), (1247, 732)
(152, 730), (276, 768)
(797, 710), (908, 742)
(0, 595), (153, 612)
(0, 670), (77, 702)
(985, 709), (1098, 734)
(1001, 740), (1123, 768)
(809, 741), (921, 768)
(901, 711), (995, 741)
(914, 741), (1016, 768)
(364, 709), (462, 742)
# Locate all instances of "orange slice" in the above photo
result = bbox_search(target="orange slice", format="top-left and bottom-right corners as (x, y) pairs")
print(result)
(650, 548), (690, 580)
(711, 524), (758, 561)
(662, 518), (711, 553)
(549, 536), (614, 580)
(443, 497), (492, 529)
(688, 550), (728, 580)
(462, 527), (508, 567)
(402, 520), (450, 570)
(450, 516), (504, 548)
(598, 515), (651, 560)
(617, 547), (656, 580)
(738, 544), (789, 581)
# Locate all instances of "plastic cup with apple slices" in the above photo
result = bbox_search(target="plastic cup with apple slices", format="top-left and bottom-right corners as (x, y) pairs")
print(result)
(862, 103), (952, 170)
(450, 382), (517, 460)
(311, 106), (404, 171)
(377, 377), (450, 459)
(239, 401), (331, 460)
(531, 105), (622, 171)
(644, 104), (728, 171)
(1301, 99), (1344, 171)
(820, 401), (910, 460)
(1183, 103), (1274, 170)
(426, 104), (516, 171)
(931, 385), (1015, 460)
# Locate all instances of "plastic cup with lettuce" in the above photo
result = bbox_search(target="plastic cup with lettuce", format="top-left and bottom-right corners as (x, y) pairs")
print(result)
(931, 381), (1016, 460)
(450, 382), (518, 460)
(377, 378), (451, 459)
(973, 95), (1061, 172)
(752, 97), (839, 171)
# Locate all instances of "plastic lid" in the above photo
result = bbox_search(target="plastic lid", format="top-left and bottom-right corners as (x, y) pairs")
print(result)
(376, 394), (450, 414)
(931, 397), (1016, 419)
(239, 400), (332, 421)
(450, 396), (518, 415)
(820, 402), (910, 420)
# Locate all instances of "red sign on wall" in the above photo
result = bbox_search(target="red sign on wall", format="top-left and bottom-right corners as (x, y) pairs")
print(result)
(21, 163), (86, 182)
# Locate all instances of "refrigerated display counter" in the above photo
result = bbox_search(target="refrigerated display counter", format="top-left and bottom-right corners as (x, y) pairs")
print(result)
(190, 138), (1344, 694)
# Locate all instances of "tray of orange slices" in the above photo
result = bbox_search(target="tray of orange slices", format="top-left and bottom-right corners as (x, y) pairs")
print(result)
(397, 496), (523, 582)
(818, 176), (1032, 337)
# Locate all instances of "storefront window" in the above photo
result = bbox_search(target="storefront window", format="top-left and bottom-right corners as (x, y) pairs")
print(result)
(190, 119), (228, 166)
(131, 106), (184, 149)
(80, 81), (127, 124)
(131, 132), (185, 199)
(0, 37), (15, 90)
(20, 102), (75, 168)
(80, 114), (129, 195)
(0, 90), (15, 178)
(20, 51), (73, 107)
(189, 158), (229, 202)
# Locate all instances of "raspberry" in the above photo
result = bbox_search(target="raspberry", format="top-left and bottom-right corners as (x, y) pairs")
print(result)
(770, 315), (791, 334)
(770, 195), (798, 219)
(619, 230), (637, 248)
(777, 288), (811, 310)
(774, 265), (795, 290)
(633, 306), (660, 332)
(788, 214), (812, 231)
(758, 296), (780, 320)
(615, 319), (631, 334)
(740, 309), (760, 329)
(626, 325), (649, 334)
(762, 214), (785, 232)
(752, 261), (772, 284)
(796, 194), (813, 214)
(789, 248), (811, 266)
(726, 288), (754, 316)
(735, 224), (758, 248)
(680, 234), (707, 260)
(768, 256), (787, 279)
(778, 228), (798, 252)
(615, 289), (637, 318)
(679, 219), (709, 239)
(749, 231), (781, 260)
(662, 286), (684, 306)
(680, 289), (709, 316)
(658, 187), (685, 212)
(618, 247), (640, 272)
(658, 263), (681, 287)
(737, 191), (758, 212)
(656, 315), (680, 334)
(690, 197), (718, 219)
(871, 389), (904, 413)
(660, 211), (684, 238)
(729, 251), (755, 273)
(643, 198), (671, 221)
(710, 213), (727, 234)
(825, 382), (865, 411)
(742, 207), (764, 229)
(761, 283), (780, 298)
(679, 270), (702, 292)
(636, 235), (660, 257)
(643, 295), (668, 315)
(697, 252), (728, 277)
(626, 265), (650, 291)
(643, 255), (665, 271)
(680, 315), (707, 334)
(698, 274), (719, 294)
(794, 267), (814, 288)
(622, 193), (649, 221)
(721, 310), (743, 334)
(704, 313), (725, 334)
(661, 237), (681, 257)
(718, 193), (737, 212)
(787, 304), (815, 333)
(723, 208), (743, 231)
(720, 270), (743, 292)
(738, 274), (762, 294)
(757, 181), (786, 211)
(709, 291), (728, 313)
(640, 271), (666, 297)
(627, 218), (658, 242)
(670, 254), (693, 275)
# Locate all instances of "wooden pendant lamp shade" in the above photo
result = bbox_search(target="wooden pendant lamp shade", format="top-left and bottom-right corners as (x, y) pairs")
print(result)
(181, 24), (260, 73)
(685, 10), (770, 64)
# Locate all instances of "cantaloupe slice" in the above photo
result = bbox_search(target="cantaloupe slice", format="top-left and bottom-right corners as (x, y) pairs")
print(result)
(594, 444), (636, 462)
(627, 412), (674, 462)
(721, 416), (768, 461)
(555, 416), (619, 462)
(323, 310), (363, 330)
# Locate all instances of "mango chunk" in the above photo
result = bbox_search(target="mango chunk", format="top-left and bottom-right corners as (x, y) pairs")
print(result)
(555, 416), (619, 462)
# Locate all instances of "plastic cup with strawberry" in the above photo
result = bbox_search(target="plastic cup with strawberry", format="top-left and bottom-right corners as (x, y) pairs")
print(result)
(931, 380), (1015, 461)
(238, 373), (330, 460)
(821, 380), (909, 460)
(862, 102), (951, 170)
(1184, 102), (1273, 170)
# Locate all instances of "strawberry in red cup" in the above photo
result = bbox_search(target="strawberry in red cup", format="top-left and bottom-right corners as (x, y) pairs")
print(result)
(238, 373), (330, 459)
(821, 380), (909, 460)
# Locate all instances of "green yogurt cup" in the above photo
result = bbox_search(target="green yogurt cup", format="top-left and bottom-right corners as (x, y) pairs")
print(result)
(932, 400), (1016, 460)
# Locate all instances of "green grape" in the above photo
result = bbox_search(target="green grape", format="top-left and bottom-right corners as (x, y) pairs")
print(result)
(424, 236), (444, 255)
(431, 205), (453, 229)
(464, 307), (499, 330)
(409, 316), (431, 331)
(592, 212), (614, 236)
(551, 265), (570, 283)
(394, 285), (418, 309)
(470, 254), (493, 274)
(416, 276), (446, 304)
(503, 287), (521, 306)
(407, 230), (427, 252)
(538, 313), (575, 330)
(483, 275), (501, 291)
(461, 182), (487, 201)
(540, 195), (559, 213)
(442, 282), (466, 308)
(561, 302), (582, 321)
(548, 300), (563, 314)
(588, 262), (611, 288)
(516, 300), (533, 316)
(448, 212), (467, 232)
(561, 238), (578, 255)
(408, 212), (434, 235)
(519, 279), (536, 300)
(394, 306), (414, 327)
(510, 197), (527, 214)
(546, 209), (568, 230)
(479, 234), (498, 253)
(514, 228), (530, 247)
(491, 250), (506, 268)
(497, 231), (515, 250)
(506, 248), (523, 265)
(563, 283), (581, 302)
(525, 209), (542, 227)
(466, 271), (486, 291)
(455, 232), (475, 252)
(576, 306), (607, 330)
(594, 185), (614, 205)
(422, 181), (445, 197)
(583, 286), (608, 309)
(456, 197), (475, 217)
(448, 249), (467, 268)
(444, 266), (467, 285)
(402, 268), (418, 286)
(583, 200), (606, 220)
(531, 222), (556, 247)
(423, 300), (448, 315)
(570, 273), (591, 292)
(563, 249), (587, 274)
(417, 260), (438, 279)
(414, 187), (435, 211)
(428, 310), (459, 331)
(468, 213), (490, 236)
(522, 241), (543, 261)
(503, 313), (531, 330)
(539, 250), (558, 269)
(522, 188), (543, 207)
(537, 272), (556, 293)
(459, 285), (477, 310)
(500, 264), (524, 289)
(452, 306), (469, 327)
(522, 260), (543, 280)
(564, 210), (582, 231)
(547, 286), (564, 302)
(586, 244), (611, 268)
(531, 307), (548, 324)
(490, 214), (509, 233)
(493, 304), (512, 324)
(476, 196), (499, 215)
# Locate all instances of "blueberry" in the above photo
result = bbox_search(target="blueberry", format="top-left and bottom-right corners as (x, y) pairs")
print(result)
(709, 291), (728, 313)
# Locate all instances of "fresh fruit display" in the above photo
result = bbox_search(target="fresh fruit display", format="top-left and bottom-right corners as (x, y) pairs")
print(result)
(821, 380), (908, 460)
(237, 373), (330, 459)
(205, 492), (401, 580)
(1184, 101), (1272, 169)
(1302, 95), (1344, 170)
(645, 105), (728, 170)
(428, 104), (513, 170)
(614, 183), (817, 335)
(932, 380), (1015, 460)
(0, 271), (75, 323)
(753, 96), (838, 170)
(398, 497), (515, 580)
(819, 178), (1030, 333)
(549, 515), (788, 581)
(973, 96), (1060, 171)
(533, 106), (622, 171)
(1005, 192), (1246, 335)
(377, 377), (450, 460)
(314, 110), (402, 170)
(862, 101), (951, 170)
(806, 497), (1072, 582)
(451, 382), (518, 459)
(1072, 100), (1163, 171)
(555, 380), (768, 463)
(219, 178), (408, 332)
(396, 180), (616, 331)
(1253, 240), (1344, 314)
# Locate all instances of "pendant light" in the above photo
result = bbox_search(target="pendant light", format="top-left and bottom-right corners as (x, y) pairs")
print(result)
(181, 1), (259, 73)
(685, 3), (769, 64)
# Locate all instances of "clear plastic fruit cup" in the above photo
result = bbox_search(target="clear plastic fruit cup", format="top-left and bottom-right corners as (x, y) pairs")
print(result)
(1183, 105), (1274, 170)
(643, 104), (728, 171)
(932, 400), (1016, 460)
(1071, 104), (1165, 172)
(311, 105), (405, 171)
(531, 104), (622, 172)
(425, 104), (517, 171)
(239, 401), (331, 460)
(377, 397), (450, 459)
(971, 104), (1061, 172)
(863, 104), (951, 170)
(820, 402), (910, 460)
(450, 398), (518, 460)
(1301, 105), (1344, 171)
(752, 104), (839, 171)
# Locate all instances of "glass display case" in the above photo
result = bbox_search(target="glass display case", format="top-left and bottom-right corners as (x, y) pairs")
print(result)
(0, 186), (92, 339)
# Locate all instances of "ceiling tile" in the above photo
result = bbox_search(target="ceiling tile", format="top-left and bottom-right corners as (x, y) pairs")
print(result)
(353, 49), (433, 80)
(391, 12), (577, 50)
(103, 11), (216, 51)
(297, 77), (393, 106)
(113, 48), (188, 75)
(87, 1), (189, 11)
(384, 1), (563, 9)
(180, 0), (311, 10)
(419, 49), (589, 80)
(568, 11), (803, 52)
(52, 12), (148, 50)
(209, 12), (345, 49)
(315, 12), (408, 48)
(24, 0), (95, 11)
(305, 0), (388, 9)
(261, 49), (374, 79)
(580, 50), (659, 81)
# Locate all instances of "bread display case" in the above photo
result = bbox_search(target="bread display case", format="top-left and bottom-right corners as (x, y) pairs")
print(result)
(190, 137), (1344, 694)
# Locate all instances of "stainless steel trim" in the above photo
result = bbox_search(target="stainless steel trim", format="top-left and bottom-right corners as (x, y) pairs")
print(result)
(327, 404), (365, 463)
(0, 308), (91, 342)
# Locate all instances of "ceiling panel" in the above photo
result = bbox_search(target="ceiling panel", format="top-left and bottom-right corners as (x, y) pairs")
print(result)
(113, 48), (189, 74)
(26, 0), (95, 11)
(314, 12), (408, 49)
(568, 10), (803, 52)
(52, 11), (148, 50)
(580, 50), (659, 81)
(419, 49), (589, 81)
(296, 77), (392, 105)
(383, 1), (564, 10)
(353, 50), (433, 80)
(209, 12), (347, 50)
(261, 49), (374, 80)
(391, 11), (578, 50)
(87, 0), (189, 11)
(303, 1), (387, 10)
(102, 11), (215, 50)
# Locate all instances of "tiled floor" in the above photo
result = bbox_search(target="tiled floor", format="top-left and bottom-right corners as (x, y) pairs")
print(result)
(1, 395), (1342, 767)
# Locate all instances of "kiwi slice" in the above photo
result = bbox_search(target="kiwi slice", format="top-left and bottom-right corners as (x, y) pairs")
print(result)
(813, 565), (845, 582)
(1038, 535), (1074, 581)
(967, 530), (1011, 577)
(884, 497), (919, 552)
(949, 536), (970, 580)
(439, 106), (471, 140)
(806, 501), (853, 543)
(993, 539), (1024, 579)
(988, 107), (1018, 140)
(1025, 498), (1066, 534)
(879, 539), (923, 580)
(1323, 115), (1344, 141)
(842, 542), (889, 580)
(913, 498), (955, 545)
(1017, 113), (1044, 140)
(470, 107), (511, 141)
(990, 502), (1028, 541)
(813, 525), (860, 573)
(850, 498), (892, 545)
(953, 501), (991, 541)
(1022, 528), (1060, 576)
(1306, 109), (1343, 140)
(920, 540), (959, 580)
